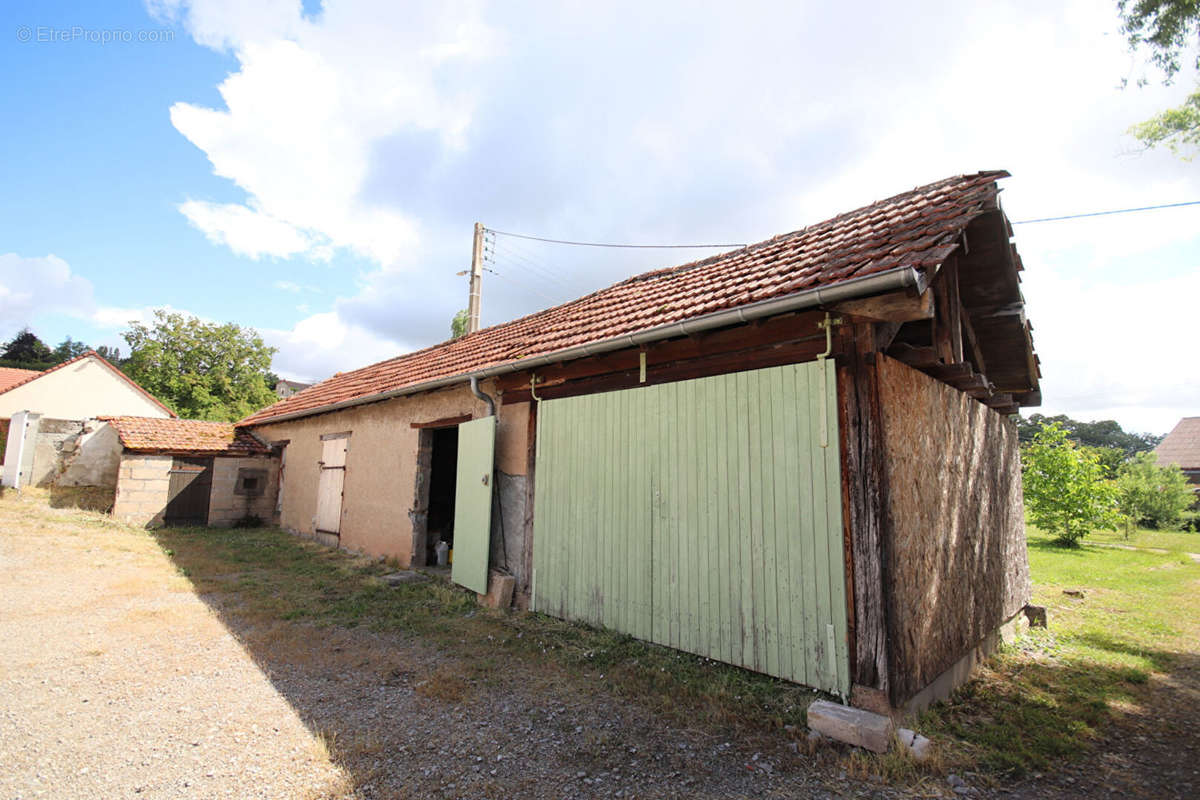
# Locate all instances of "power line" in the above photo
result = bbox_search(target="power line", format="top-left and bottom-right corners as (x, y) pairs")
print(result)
(487, 226), (746, 250)
(1011, 200), (1200, 225)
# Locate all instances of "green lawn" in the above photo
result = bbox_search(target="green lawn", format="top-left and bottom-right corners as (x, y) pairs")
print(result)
(1085, 524), (1200, 553)
(920, 524), (1200, 777)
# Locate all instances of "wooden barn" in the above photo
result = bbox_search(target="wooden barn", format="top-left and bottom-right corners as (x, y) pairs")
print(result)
(240, 171), (1040, 712)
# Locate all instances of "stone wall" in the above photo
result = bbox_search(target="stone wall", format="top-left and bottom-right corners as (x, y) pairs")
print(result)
(208, 455), (280, 527)
(57, 420), (122, 488)
(112, 454), (173, 526)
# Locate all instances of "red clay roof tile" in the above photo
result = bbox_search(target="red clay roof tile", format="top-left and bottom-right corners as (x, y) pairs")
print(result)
(101, 416), (269, 456)
(0, 366), (42, 394)
(241, 171), (1009, 426)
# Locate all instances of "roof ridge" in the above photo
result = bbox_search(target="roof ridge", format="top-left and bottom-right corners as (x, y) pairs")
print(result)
(241, 170), (1011, 426)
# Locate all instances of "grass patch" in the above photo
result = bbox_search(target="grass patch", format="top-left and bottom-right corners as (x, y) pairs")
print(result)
(1085, 525), (1200, 553)
(151, 524), (824, 738)
(919, 524), (1200, 777)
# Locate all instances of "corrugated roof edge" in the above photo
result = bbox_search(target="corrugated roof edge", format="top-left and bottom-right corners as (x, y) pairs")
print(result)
(242, 265), (924, 427)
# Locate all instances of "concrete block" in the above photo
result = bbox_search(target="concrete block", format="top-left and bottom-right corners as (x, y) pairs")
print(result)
(478, 573), (516, 609)
(896, 727), (933, 761)
(806, 700), (893, 754)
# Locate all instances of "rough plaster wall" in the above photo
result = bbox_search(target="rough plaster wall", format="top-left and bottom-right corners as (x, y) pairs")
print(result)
(112, 454), (173, 527)
(29, 418), (82, 487)
(251, 380), (527, 566)
(875, 355), (1030, 703)
(57, 421), (122, 488)
(492, 472), (527, 587)
(208, 455), (279, 526)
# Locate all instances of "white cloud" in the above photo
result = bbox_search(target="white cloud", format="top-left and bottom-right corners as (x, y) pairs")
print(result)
(262, 311), (408, 382)
(273, 280), (319, 293)
(180, 200), (315, 259)
(165, 2), (493, 266)
(0, 253), (96, 331)
(158, 0), (1200, 433)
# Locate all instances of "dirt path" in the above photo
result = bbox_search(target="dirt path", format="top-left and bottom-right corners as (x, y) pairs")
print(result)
(0, 494), (918, 799)
(0, 494), (350, 799)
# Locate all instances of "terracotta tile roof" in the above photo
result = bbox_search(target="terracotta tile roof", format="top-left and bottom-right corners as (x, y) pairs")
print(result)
(0, 366), (42, 394)
(242, 171), (1010, 427)
(1155, 417), (1200, 470)
(0, 351), (177, 418)
(101, 416), (270, 456)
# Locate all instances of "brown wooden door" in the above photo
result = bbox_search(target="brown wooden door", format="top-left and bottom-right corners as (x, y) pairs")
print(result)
(164, 457), (213, 526)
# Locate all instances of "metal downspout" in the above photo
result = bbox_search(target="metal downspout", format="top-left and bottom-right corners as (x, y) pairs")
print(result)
(469, 375), (496, 417)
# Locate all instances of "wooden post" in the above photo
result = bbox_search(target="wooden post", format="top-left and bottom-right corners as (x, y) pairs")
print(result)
(468, 222), (484, 333)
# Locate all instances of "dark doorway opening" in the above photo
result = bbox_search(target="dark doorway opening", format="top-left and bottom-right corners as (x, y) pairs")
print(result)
(426, 426), (459, 563)
(164, 457), (214, 526)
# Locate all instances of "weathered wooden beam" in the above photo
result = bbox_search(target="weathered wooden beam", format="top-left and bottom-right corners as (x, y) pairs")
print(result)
(888, 343), (939, 368)
(945, 259), (964, 364)
(499, 335), (832, 404)
(493, 310), (828, 394)
(983, 392), (1014, 409)
(874, 321), (904, 351)
(410, 414), (472, 429)
(831, 288), (934, 323)
(837, 323), (891, 696)
(960, 306), (988, 376)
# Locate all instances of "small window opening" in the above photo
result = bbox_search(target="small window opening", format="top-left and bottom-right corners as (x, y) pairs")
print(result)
(235, 467), (268, 497)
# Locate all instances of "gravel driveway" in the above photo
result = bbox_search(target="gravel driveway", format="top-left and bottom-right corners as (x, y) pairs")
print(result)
(0, 494), (350, 799)
(0, 494), (924, 799)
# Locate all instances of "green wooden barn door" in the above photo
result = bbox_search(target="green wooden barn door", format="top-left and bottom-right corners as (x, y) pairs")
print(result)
(452, 415), (495, 595)
(532, 361), (850, 695)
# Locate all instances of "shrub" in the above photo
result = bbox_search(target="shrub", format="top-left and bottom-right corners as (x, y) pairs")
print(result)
(1022, 422), (1120, 546)
(1117, 453), (1195, 530)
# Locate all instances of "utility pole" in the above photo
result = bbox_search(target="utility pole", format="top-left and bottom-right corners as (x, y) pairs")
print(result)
(467, 222), (484, 333)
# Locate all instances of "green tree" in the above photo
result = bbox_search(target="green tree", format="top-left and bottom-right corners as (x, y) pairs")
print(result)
(52, 336), (90, 364)
(122, 310), (278, 422)
(0, 328), (53, 365)
(1016, 413), (1162, 457)
(1023, 422), (1121, 546)
(1116, 451), (1195, 529)
(95, 345), (123, 365)
(1119, 1), (1200, 154)
(450, 308), (470, 339)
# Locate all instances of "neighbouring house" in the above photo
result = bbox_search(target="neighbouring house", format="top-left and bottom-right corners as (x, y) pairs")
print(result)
(1, 352), (176, 489)
(275, 379), (312, 399)
(1155, 417), (1200, 489)
(71, 416), (278, 526)
(239, 171), (1041, 713)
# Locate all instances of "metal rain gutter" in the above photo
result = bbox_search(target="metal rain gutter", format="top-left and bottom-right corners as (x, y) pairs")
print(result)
(248, 265), (925, 426)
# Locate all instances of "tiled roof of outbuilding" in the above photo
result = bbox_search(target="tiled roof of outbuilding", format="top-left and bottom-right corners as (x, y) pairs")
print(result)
(1155, 417), (1200, 470)
(101, 416), (270, 456)
(242, 171), (1010, 427)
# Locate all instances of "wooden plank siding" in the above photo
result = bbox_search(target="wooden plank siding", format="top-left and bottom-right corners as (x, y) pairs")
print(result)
(531, 361), (851, 695)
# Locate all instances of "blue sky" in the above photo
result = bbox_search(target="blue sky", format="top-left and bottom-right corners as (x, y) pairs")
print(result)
(1, 0), (1198, 434)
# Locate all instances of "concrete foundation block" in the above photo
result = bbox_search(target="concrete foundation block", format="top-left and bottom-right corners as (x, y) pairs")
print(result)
(896, 727), (933, 761)
(806, 700), (894, 754)
(478, 573), (516, 609)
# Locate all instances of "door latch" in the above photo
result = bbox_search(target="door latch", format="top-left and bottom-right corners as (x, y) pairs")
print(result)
(481, 474), (489, 486)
